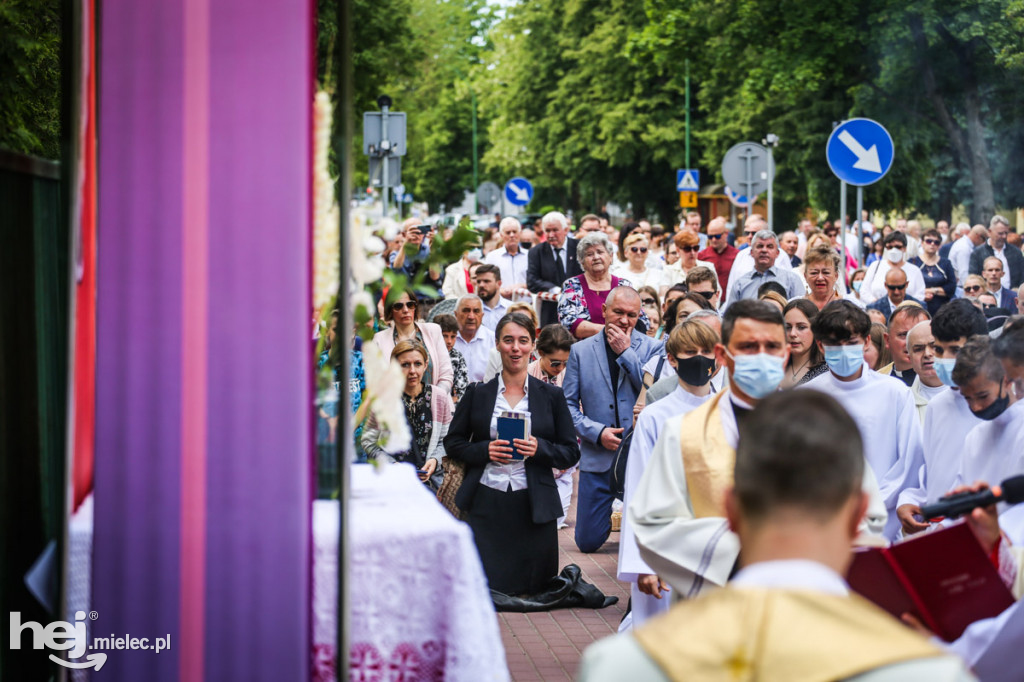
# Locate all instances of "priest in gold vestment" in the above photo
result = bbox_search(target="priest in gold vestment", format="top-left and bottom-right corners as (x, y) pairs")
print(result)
(580, 390), (974, 682)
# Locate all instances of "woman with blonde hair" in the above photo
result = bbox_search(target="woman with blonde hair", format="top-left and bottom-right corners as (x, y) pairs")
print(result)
(361, 340), (453, 489)
(612, 231), (662, 289)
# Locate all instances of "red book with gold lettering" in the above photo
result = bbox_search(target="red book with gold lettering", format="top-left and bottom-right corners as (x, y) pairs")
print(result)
(846, 522), (1015, 641)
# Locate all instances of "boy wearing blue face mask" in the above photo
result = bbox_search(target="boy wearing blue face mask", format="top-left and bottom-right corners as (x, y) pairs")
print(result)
(631, 300), (889, 599)
(896, 299), (989, 537)
(802, 300), (924, 541)
(951, 336), (1024, 501)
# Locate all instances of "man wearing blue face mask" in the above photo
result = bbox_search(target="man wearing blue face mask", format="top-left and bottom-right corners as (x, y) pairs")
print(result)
(895, 300), (988, 537)
(951, 336), (1024, 496)
(802, 300), (923, 541)
(631, 300), (888, 598)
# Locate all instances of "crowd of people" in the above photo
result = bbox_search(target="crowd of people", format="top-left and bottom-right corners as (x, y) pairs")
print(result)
(326, 207), (1024, 678)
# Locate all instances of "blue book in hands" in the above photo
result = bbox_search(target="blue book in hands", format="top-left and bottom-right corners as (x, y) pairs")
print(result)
(496, 410), (532, 461)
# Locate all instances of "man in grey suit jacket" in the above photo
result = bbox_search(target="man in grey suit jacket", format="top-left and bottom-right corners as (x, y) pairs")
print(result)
(563, 286), (664, 553)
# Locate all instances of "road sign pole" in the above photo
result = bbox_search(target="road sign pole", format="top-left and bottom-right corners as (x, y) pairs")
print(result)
(381, 103), (390, 219)
(471, 89), (478, 214)
(856, 187), (864, 266)
(744, 155), (752, 223)
(766, 145), (774, 231)
(684, 59), (691, 170)
(839, 180), (847, 276)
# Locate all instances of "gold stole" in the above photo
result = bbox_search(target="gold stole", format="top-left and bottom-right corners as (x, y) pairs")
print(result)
(634, 587), (944, 682)
(679, 391), (735, 518)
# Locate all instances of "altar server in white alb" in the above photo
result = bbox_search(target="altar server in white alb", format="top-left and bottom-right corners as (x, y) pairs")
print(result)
(951, 335), (1024, 496)
(801, 300), (924, 541)
(896, 300), (987, 537)
(629, 301), (886, 599)
(617, 319), (719, 630)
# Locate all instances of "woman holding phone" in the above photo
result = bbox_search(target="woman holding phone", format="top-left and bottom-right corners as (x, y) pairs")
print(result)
(444, 312), (580, 595)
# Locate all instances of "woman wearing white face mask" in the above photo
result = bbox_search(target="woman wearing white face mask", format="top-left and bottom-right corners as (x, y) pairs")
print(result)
(859, 232), (926, 305)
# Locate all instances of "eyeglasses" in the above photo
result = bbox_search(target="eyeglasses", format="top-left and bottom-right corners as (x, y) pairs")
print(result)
(630, 246), (649, 254)
(887, 243), (906, 250)
(744, 230), (758, 237)
(546, 359), (565, 368)
(806, 269), (834, 279)
(964, 285), (982, 293)
(707, 233), (725, 240)
(641, 298), (657, 306)
(825, 230), (838, 237)
(680, 245), (700, 253)
(923, 239), (941, 246)
(391, 301), (417, 310)
(886, 283), (908, 291)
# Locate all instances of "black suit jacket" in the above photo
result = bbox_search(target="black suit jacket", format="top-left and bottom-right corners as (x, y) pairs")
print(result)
(527, 237), (584, 326)
(443, 376), (580, 523)
(969, 243), (1024, 289)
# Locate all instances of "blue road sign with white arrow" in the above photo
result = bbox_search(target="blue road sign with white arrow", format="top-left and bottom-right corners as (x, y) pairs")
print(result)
(826, 118), (894, 186)
(723, 185), (753, 208)
(504, 177), (534, 206)
(676, 169), (700, 192)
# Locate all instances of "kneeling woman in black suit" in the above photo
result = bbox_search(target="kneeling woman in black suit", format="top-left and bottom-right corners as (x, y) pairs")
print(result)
(444, 312), (581, 595)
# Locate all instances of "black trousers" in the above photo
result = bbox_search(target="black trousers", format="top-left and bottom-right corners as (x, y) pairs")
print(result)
(467, 483), (557, 595)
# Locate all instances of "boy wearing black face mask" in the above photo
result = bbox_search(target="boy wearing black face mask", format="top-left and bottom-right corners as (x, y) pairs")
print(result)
(952, 335), (1024, 499)
(618, 320), (720, 630)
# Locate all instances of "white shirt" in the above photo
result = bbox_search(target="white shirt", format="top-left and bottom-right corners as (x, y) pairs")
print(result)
(860, 260), (926, 304)
(992, 245), (1012, 289)
(480, 374), (530, 493)
(949, 237), (976, 285)
(611, 262), (662, 290)
(454, 326), (495, 383)
(899, 386), (981, 510)
(801, 366), (924, 541)
(658, 259), (717, 292)
(480, 296), (514, 331)
(641, 354), (674, 384)
(484, 246), (529, 299)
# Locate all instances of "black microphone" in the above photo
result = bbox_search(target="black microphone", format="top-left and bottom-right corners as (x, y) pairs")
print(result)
(920, 475), (1024, 520)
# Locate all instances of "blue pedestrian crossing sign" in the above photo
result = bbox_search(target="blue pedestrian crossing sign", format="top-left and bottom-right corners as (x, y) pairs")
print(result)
(826, 118), (894, 186)
(504, 177), (534, 206)
(676, 169), (700, 192)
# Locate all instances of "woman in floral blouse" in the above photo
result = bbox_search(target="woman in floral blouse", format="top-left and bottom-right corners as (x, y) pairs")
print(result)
(557, 231), (648, 339)
(361, 340), (453, 490)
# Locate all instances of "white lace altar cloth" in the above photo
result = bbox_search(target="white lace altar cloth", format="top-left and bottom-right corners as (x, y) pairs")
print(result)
(313, 463), (508, 682)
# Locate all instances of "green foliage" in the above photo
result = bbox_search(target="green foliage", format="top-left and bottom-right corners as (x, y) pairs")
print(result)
(0, 0), (62, 159)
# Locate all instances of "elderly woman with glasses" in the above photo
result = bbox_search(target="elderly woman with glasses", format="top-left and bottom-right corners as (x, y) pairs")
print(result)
(612, 232), (662, 289)
(558, 231), (649, 339)
(858, 231), (926, 305)
(372, 288), (454, 394)
(909, 228), (956, 315)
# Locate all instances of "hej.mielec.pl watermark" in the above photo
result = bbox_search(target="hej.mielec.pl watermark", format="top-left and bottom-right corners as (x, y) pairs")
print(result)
(9, 610), (171, 671)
